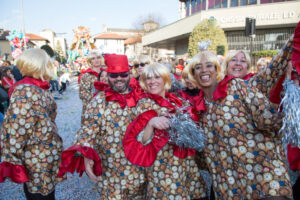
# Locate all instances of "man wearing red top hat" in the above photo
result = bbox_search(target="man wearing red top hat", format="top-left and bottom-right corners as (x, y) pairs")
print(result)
(58, 54), (148, 199)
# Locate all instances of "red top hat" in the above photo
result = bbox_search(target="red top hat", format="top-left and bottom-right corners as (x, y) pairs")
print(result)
(176, 64), (184, 71)
(104, 54), (130, 74)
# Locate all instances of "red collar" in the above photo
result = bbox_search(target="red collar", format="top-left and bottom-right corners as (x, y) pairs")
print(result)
(243, 73), (256, 81)
(84, 68), (99, 77)
(8, 77), (50, 97)
(213, 75), (235, 101)
(104, 88), (137, 109)
(146, 92), (182, 110)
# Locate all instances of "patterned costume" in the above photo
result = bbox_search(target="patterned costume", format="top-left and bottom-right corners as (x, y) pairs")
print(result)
(0, 77), (65, 195)
(79, 69), (98, 120)
(58, 88), (147, 199)
(123, 93), (208, 200)
(195, 76), (292, 200)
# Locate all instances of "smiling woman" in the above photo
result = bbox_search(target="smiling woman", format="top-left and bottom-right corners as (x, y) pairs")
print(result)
(188, 50), (293, 199)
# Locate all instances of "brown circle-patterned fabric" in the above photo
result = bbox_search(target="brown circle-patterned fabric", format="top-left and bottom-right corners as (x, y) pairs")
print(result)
(79, 72), (98, 122)
(74, 91), (149, 199)
(0, 84), (65, 195)
(199, 78), (292, 200)
(135, 97), (208, 199)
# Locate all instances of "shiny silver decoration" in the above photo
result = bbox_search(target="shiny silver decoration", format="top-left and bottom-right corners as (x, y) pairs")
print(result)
(280, 79), (300, 147)
(168, 107), (206, 152)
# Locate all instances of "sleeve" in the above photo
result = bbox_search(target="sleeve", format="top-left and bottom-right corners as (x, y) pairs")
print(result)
(79, 74), (93, 104)
(248, 36), (293, 98)
(238, 80), (282, 133)
(58, 97), (102, 177)
(122, 110), (170, 167)
(0, 87), (41, 183)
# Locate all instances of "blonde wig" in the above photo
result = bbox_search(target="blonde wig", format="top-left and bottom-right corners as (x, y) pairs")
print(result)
(140, 63), (172, 91)
(222, 50), (251, 75)
(86, 50), (104, 67)
(17, 48), (54, 81)
(256, 57), (270, 71)
(181, 65), (197, 88)
(138, 55), (153, 65)
(188, 51), (224, 87)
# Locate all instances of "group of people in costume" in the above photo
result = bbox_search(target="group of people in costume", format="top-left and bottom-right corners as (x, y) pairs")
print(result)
(0, 22), (300, 200)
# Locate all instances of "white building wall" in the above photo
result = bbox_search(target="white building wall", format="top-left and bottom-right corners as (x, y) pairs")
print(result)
(94, 39), (124, 54)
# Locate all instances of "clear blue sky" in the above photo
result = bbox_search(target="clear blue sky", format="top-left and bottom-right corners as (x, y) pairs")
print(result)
(0, 0), (179, 45)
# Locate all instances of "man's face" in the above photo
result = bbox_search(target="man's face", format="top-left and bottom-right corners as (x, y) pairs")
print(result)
(107, 72), (130, 93)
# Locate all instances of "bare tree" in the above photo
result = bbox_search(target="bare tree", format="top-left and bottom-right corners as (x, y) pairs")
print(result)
(132, 12), (165, 30)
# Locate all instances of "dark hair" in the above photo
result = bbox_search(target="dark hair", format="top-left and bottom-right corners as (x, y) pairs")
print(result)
(98, 69), (105, 81)
(1, 67), (12, 79)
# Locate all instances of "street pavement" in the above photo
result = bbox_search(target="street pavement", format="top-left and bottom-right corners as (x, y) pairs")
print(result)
(0, 77), (101, 200)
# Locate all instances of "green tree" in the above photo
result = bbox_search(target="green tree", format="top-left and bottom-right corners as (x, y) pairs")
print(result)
(188, 18), (228, 57)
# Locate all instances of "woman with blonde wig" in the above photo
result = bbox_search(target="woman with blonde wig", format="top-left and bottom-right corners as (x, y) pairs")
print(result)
(0, 48), (65, 199)
(189, 50), (293, 199)
(123, 63), (209, 199)
(79, 50), (104, 123)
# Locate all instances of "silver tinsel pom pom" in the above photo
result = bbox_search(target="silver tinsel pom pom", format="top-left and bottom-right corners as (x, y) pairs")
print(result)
(279, 79), (300, 147)
(169, 73), (184, 93)
(167, 107), (207, 152)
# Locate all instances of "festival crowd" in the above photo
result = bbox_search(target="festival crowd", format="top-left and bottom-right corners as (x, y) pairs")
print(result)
(0, 23), (300, 200)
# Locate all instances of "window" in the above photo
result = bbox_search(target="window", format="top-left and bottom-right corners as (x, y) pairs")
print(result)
(230, 0), (238, 7)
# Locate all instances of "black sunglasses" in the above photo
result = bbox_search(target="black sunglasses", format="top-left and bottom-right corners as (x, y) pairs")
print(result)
(134, 63), (146, 68)
(108, 73), (129, 79)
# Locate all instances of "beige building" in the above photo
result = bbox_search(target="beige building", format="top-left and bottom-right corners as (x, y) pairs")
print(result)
(40, 30), (67, 57)
(143, 0), (300, 57)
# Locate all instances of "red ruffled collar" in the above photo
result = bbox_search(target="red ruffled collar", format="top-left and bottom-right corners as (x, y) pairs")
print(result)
(104, 88), (138, 109)
(94, 81), (109, 91)
(146, 92), (183, 110)
(193, 75), (235, 113)
(83, 68), (99, 77)
(8, 77), (50, 97)
(243, 73), (256, 81)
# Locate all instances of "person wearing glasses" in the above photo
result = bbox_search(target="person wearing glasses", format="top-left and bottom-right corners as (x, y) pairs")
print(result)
(58, 54), (148, 199)
(133, 55), (152, 81)
(0, 49), (65, 200)
(79, 50), (104, 123)
(188, 50), (293, 200)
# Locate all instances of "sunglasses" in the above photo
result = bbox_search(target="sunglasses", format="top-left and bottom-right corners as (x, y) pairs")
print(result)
(134, 63), (146, 68)
(108, 73), (129, 79)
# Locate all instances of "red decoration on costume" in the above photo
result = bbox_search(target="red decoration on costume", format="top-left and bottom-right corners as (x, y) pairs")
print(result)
(104, 88), (138, 109)
(243, 73), (256, 81)
(173, 146), (196, 158)
(104, 54), (130, 73)
(123, 110), (169, 167)
(213, 75), (235, 101)
(178, 90), (200, 105)
(193, 90), (206, 112)
(173, 73), (182, 80)
(292, 21), (300, 75)
(78, 68), (99, 83)
(92, 81), (109, 98)
(146, 92), (183, 110)
(0, 162), (29, 183)
(287, 144), (300, 171)
(176, 65), (184, 71)
(8, 77), (50, 97)
(58, 145), (102, 177)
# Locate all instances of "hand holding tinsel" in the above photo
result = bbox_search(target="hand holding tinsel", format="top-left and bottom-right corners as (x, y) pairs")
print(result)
(166, 107), (206, 152)
(279, 69), (300, 148)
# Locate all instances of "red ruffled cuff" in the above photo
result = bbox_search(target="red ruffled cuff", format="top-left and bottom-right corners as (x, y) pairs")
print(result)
(0, 162), (29, 183)
(123, 110), (170, 167)
(287, 144), (300, 171)
(269, 75), (286, 104)
(58, 145), (102, 177)
(173, 146), (196, 158)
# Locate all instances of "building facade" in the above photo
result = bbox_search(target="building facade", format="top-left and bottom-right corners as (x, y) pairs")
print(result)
(40, 30), (67, 57)
(143, 0), (299, 57)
